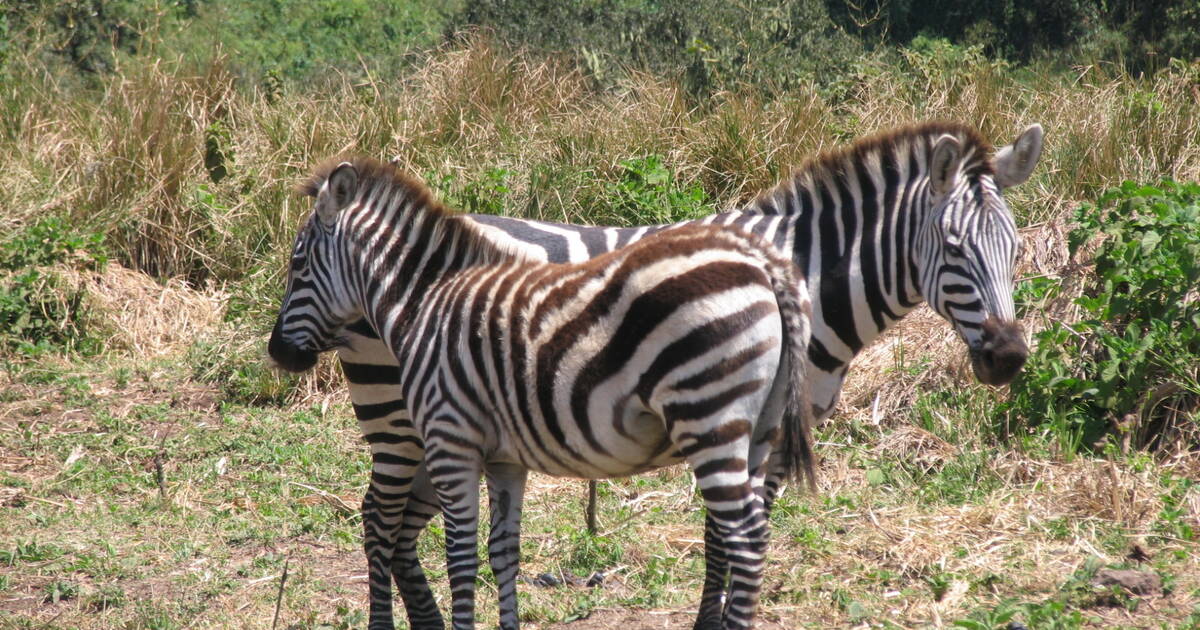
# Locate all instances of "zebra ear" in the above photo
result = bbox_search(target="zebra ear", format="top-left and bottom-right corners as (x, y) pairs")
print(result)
(929, 133), (962, 197)
(993, 123), (1044, 189)
(317, 162), (359, 224)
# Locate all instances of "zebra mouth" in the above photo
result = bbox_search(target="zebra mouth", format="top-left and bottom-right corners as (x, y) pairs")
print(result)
(267, 322), (320, 373)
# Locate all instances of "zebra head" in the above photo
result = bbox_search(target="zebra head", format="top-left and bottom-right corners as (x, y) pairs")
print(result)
(917, 124), (1043, 386)
(268, 162), (361, 373)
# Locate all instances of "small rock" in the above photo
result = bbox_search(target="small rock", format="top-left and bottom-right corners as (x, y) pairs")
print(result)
(1092, 568), (1162, 596)
(1126, 543), (1151, 563)
(529, 573), (561, 587)
(1005, 622), (1029, 630)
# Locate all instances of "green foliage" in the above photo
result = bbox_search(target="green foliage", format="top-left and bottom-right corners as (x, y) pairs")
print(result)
(825, 0), (1200, 73)
(1005, 181), (1200, 450)
(563, 530), (623, 575)
(1156, 477), (1198, 542)
(0, 217), (107, 356)
(0, 539), (65, 566)
(902, 35), (1007, 83)
(595, 155), (711, 226)
(952, 560), (1117, 630)
(0, 216), (107, 271)
(86, 585), (127, 610)
(2, 0), (454, 81)
(430, 167), (515, 216)
(164, 0), (455, 80)
(2, 0), (150, 74)
(0, 13), (11, 73)
(42, 579), (78, 604)
(453, 0), (862, 95)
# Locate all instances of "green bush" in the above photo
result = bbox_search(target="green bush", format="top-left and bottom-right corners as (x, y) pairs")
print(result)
(428, 166), (515, 217)
(1005, 181), (1200, 451)
(453, 0), (862, 95)
(597, 155), (711, 226)
(164, 0), (454, 81)
(0, 217), (107, 357)
(2, 0), (454, 82)
(1, 0), (149, 74)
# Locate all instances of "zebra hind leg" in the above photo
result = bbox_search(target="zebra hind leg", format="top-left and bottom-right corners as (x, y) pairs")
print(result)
(693, 512), (730, 630)
(679, 448), (770, 629)
(485, 463), (529, 630)
(710, 491), (769, 630)
(391, 465), (446, 630)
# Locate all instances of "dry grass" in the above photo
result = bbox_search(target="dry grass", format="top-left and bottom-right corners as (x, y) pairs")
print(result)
(57, 263), (226, 359)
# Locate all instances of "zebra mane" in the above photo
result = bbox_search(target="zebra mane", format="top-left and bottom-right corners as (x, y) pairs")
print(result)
(299, 156), (532, 263)
(748, 120), (995, 215)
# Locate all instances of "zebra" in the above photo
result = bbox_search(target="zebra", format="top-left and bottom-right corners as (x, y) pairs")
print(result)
(268, 156), (819, 630)
(329, 120), (1044, 629)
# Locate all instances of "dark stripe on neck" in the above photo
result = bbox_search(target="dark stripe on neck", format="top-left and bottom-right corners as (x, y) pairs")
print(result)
(342, 361), (403, 385)
(353, 399), (408, 421)
(345, 317), (380, 339)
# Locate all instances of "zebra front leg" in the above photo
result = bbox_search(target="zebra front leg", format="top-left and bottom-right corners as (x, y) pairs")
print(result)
(485, 463), (528, 630)
(392, 464), (447, 630)
(426, 444), (484, 630)
(363, 459), (417, 630)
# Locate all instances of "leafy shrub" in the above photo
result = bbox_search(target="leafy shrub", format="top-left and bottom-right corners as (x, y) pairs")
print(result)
(1, 0), (149, 74)
(0, 217), (107, 356)
(42, 579), (78, 604)
(453, 0), (861, 95)
(2, 0), (451, 81)
(428, 167), (515, 217)
(1005, 181), (1200, 451)
(597, 155), (711, 226)
(164, 0), (452, 81)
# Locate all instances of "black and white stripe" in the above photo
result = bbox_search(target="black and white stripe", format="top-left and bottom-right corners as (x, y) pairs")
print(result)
(329, 121), (1043, 630)
(268, 157), (817, 630)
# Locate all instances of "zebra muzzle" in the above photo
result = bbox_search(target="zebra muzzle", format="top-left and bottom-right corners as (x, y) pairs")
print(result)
(970, 318), (1028, 386)
(267, 319), (320, 373)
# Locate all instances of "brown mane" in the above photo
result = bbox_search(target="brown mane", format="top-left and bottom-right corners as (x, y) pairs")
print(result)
(298, 155), (453, 218)
(299, 155), (530, 263)
(795, 120), (994, 181)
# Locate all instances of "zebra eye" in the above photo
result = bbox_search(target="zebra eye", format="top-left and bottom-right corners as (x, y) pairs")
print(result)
(291, 255), (307, 272)
(945, 243), (965, 259)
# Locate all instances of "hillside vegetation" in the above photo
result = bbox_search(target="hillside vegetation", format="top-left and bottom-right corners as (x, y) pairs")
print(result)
(1, 2), (1198, 628)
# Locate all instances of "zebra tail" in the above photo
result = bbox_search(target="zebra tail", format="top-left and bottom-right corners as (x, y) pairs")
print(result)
(768, 258), (818, 492)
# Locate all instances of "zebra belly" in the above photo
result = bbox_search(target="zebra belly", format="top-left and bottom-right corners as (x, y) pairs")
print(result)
(488, 407), (682, 480)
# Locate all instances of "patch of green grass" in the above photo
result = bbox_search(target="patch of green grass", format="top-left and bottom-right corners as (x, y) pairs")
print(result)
(85, 584), (127, 611)
(0, 539), (65, 566)
(42, 579), (78, 604)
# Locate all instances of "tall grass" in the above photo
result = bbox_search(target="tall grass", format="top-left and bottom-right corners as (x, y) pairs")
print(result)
(4, 32), (1200, 288)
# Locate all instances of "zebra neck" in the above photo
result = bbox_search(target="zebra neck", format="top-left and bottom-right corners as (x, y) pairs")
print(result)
(343, 204), (520, 351)
(743, 161), (929, 371)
